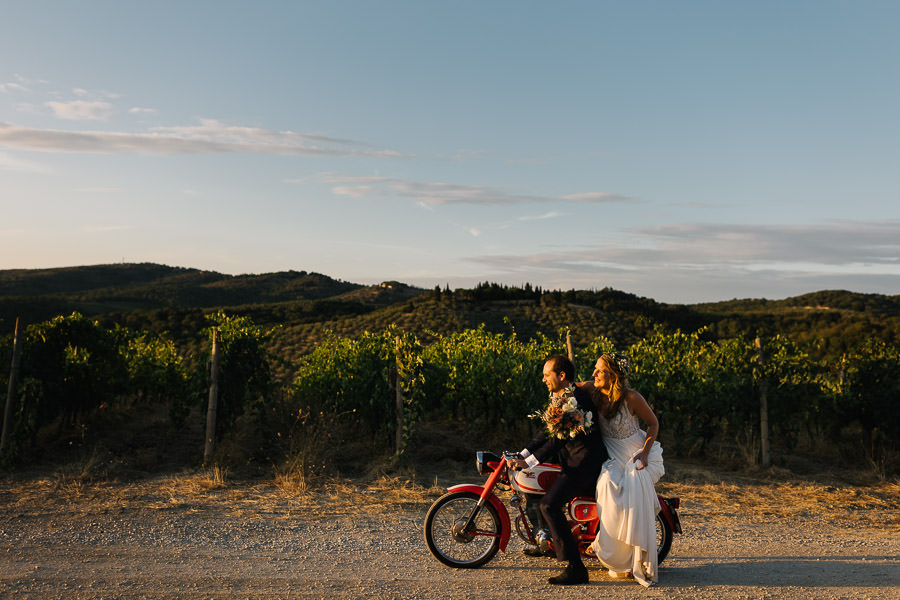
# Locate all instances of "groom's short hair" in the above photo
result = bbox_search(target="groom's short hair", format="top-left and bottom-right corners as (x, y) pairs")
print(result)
(545, 355), (575, 382)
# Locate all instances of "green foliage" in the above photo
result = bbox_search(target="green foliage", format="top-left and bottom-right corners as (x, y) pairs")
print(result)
(626, 331), (837, 459)
(119, 329), (198, 424)
(285, 325), (560, 456)
(0, 313), (198, 463)
(754, 335), (830, 450)
(204, 312), (275, 441)
(576, 335), (618, 378)
(1, 282), (898, 476)
(291, 330), (391, 433)
(628, 328), (726, 455)
(21, 313), (128, 425)
(836, 340), (900, 475)
(420, 326), (560, 429)
(280, 326), (425, 462)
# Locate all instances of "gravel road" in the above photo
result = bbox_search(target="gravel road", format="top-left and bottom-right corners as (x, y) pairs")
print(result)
(1, 476), (897, 600)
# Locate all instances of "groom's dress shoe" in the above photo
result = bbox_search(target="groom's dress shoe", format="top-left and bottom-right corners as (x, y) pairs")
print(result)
(548, 565), (589, 585)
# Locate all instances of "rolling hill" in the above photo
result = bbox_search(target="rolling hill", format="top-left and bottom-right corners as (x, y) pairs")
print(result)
(1, 263), (898, 374)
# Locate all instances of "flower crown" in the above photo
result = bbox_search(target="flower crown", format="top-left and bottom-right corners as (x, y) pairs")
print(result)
(607, 353), (631, 378)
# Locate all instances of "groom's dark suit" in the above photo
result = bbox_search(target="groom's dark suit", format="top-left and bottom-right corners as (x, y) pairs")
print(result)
(523, 386), (607, 565)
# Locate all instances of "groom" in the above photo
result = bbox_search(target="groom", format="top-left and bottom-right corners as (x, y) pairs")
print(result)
(508, 355), (607, 585)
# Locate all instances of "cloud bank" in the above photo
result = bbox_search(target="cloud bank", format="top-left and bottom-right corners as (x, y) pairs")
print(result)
(314, 173), (635, 206)
(0, 120), (405, 158)
(45, 100), (114, 121)
(464, 220), (900, 302)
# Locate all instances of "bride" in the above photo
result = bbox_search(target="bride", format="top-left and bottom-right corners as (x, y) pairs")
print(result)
(581, 353), (664, 587)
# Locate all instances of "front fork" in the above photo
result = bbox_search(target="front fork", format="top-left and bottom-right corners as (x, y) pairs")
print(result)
(460, 459), (507, 531)
(510, 493), (536, 544)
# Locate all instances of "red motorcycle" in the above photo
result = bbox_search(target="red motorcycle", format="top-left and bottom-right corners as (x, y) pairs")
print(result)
(425, 450), (682, 568)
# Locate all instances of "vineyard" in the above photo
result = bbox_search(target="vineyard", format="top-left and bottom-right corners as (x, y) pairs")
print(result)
(1, 310), (898, 480)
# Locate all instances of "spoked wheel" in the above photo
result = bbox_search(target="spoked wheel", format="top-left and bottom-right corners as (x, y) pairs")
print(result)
(655, 511), (673, 564)
(424, 491), (502, 568)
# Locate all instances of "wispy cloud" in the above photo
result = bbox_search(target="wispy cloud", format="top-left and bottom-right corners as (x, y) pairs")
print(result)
(0, 119), (406, 158)
(559, 192), (629, 203)
(0, 74), (38, 94)
(331, 185), (373, 198)
(71, 87), (120, 99)
(519, 211), (563, 221)
(0, 82), (29, 94)
(630, 221), (900, 266)
(313, 173), (634, 206)
(128, 107), (158, 115)
(45, 100), (115, 121)
(470, 221), (900, 271)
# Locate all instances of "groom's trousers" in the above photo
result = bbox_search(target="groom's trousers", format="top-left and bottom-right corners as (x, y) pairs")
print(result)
(538, 468), (597, 566)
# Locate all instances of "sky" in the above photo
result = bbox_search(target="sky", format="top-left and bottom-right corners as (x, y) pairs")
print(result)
(1, 1), (899, 304)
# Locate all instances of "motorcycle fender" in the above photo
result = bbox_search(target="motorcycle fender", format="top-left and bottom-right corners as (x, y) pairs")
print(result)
(657, 496), (682, 534)
(447, 484), (512, 552)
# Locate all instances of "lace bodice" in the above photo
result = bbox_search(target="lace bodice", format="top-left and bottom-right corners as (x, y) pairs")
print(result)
(599, 405), (641, 439)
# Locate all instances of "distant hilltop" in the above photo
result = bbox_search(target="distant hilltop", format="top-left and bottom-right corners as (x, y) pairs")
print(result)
(1, 263), (898, 364)
(0, 262), (424, 326)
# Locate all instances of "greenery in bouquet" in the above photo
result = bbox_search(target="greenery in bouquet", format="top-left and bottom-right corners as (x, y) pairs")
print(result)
(531, 384), (594, 439)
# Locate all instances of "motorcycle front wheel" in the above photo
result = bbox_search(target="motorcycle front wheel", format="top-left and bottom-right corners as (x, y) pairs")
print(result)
(424, 491), (502, 568)
(656, 511), (673, 563)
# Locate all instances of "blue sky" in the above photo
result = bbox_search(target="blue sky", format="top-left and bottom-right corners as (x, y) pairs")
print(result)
(1, 1), (899, 303)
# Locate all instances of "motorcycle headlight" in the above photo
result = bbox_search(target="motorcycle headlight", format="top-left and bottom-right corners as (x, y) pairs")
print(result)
(475, 451), (502, 475)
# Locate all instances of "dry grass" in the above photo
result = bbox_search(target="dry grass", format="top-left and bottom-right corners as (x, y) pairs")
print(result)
(655, 462), (900, 531)
(2, 459), (898, 532)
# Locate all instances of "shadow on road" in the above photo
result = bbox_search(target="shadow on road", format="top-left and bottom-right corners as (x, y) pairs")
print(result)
(658, 555), (899, 589)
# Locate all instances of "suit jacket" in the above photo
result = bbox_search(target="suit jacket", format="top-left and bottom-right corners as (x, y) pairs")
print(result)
(524, 386), (608, 474)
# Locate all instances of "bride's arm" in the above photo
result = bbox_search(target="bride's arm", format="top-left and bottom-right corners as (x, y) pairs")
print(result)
(627, 391), (659, 469)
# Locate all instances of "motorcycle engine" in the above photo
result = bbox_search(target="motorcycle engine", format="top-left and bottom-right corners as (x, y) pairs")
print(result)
(535, 528), (553, 553)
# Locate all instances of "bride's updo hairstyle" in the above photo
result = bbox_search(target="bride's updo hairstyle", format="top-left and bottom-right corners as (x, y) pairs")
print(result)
(599, 352), (631, 417)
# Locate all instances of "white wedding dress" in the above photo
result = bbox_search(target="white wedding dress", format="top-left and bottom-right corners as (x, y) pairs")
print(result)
(590, 404), (665, 587)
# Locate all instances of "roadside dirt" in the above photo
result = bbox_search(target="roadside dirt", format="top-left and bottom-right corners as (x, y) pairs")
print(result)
(1, 468), (898, 599)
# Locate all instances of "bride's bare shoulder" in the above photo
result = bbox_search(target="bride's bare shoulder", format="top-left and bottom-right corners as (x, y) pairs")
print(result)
(623, 389), (647, 413)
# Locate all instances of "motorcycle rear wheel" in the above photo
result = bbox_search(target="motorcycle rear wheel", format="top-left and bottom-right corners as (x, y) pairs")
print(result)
(424, 491), (502, 568)
(656, 511), (673, 563)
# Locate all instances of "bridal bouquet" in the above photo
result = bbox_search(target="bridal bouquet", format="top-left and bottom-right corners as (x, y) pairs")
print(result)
(531, 385), (594, 440)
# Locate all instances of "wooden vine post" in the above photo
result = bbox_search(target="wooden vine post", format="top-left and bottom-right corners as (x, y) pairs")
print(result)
(1, 318), (24, 454)
(203, 329), (221, 466)
(566, 329), (575, 364)
(755, 337), (770, 467)
(394, 336), (404, 456)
